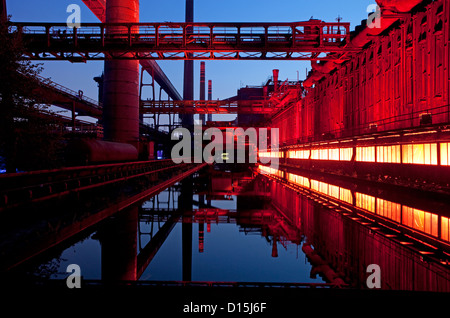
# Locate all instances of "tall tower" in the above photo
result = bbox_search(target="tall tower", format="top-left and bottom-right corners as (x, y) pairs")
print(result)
(207, 80), (213, 122)
(181, 0), (194, 129)
(102, 0), (140, 146)
(199, 62), (206, 124)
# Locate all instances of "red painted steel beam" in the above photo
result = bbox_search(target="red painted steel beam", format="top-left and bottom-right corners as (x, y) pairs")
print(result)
(11, 21), (353, 61)
(141, 99), (280, 114)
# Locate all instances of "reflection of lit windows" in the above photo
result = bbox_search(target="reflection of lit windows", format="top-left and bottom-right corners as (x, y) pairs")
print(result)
(441, 143), (450, 166)
(356, 146), (376, 162)
(402, 143), (438, 165)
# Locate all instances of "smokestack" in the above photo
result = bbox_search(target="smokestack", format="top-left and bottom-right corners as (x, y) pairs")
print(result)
(1, 0), (6, 23)
(182, 0), (194, 129)
(208, 80), (212, 101)
(199, 62), (206, 124)
(200, 62), (206, 100)
(273, 69), (279, 92)
(207, 80), (212, 122)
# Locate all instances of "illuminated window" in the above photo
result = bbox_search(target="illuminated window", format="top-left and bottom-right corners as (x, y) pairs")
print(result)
(376, 198), (401, 222)
(339, 148), (353, 161)
(402, 143), (438, 165)
(259, 165), (284, 178)
(328, 184), (340, 199)
(441, 143), (450, 166)
(288, 149), (310, 159)
(287, 173), (310, 188)
(339, 188), (353, 204)
(356, 192), (376, 213)
(442, 217), (449, 242)
(259, 151), (284, 158)
(356, 146), (376, 162)
(377, 145), (401, 163)
(329, 149), (339, 161)
(320, 149), (329, 160)
(310, 180), (319, 191)
(402, 206), (438, 237)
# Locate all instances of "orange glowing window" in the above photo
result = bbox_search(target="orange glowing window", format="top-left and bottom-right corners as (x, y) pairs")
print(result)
(356, 146), (376, 162)
(319, 181), (328, 195)
(441, 143), (450, 166)
(288, 150), (310, 159)
(402, 143), (438, 165)
(329, 184), (340, 199)
(356, 192), (376, 213)
(339, 148), (353, 161)
(310, 180), (319, 192)
(442, 217), (449, 241)
(259, 165), (283, 177)
(259, 151), (283, 158)
(287, 173), (310, 188)
(376, 198), (401, 222)
(329, 149), (339, 161)
(377, 145), (401, 163)
(402, 206), (438, 237)
(339, 188), (353, 204)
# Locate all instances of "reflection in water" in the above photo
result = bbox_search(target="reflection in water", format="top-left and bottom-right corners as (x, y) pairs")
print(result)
(4, 166), (450, 292)
(261, 164), (450, 291)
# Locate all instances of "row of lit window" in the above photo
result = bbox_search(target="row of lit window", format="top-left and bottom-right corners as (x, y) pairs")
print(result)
(259, 151), (284, 158)
(259, 165), (284, 178)
(288, 148), (353, 161)
(266, 169), (448, 242)
(440, 142), (450, 166)
(287, 142), (450, 166)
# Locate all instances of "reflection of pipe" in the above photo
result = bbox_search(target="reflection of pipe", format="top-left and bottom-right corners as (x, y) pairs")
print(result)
(271, 236), (278, 258)
(199, 222), (205, 253)
(100, 206), (138, 282)
(302, 243), (345, 286)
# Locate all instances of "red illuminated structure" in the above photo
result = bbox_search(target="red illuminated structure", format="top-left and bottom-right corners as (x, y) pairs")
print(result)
(11, 21), (351, 61)
(273, 0), (449, 144)
(258, 0), (450, 191)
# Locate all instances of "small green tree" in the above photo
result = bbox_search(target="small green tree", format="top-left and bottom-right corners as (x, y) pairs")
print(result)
(0, 18), (64, 172)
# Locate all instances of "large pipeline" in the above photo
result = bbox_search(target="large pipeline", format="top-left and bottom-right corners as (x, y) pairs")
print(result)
(66, 139), (138, 165)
